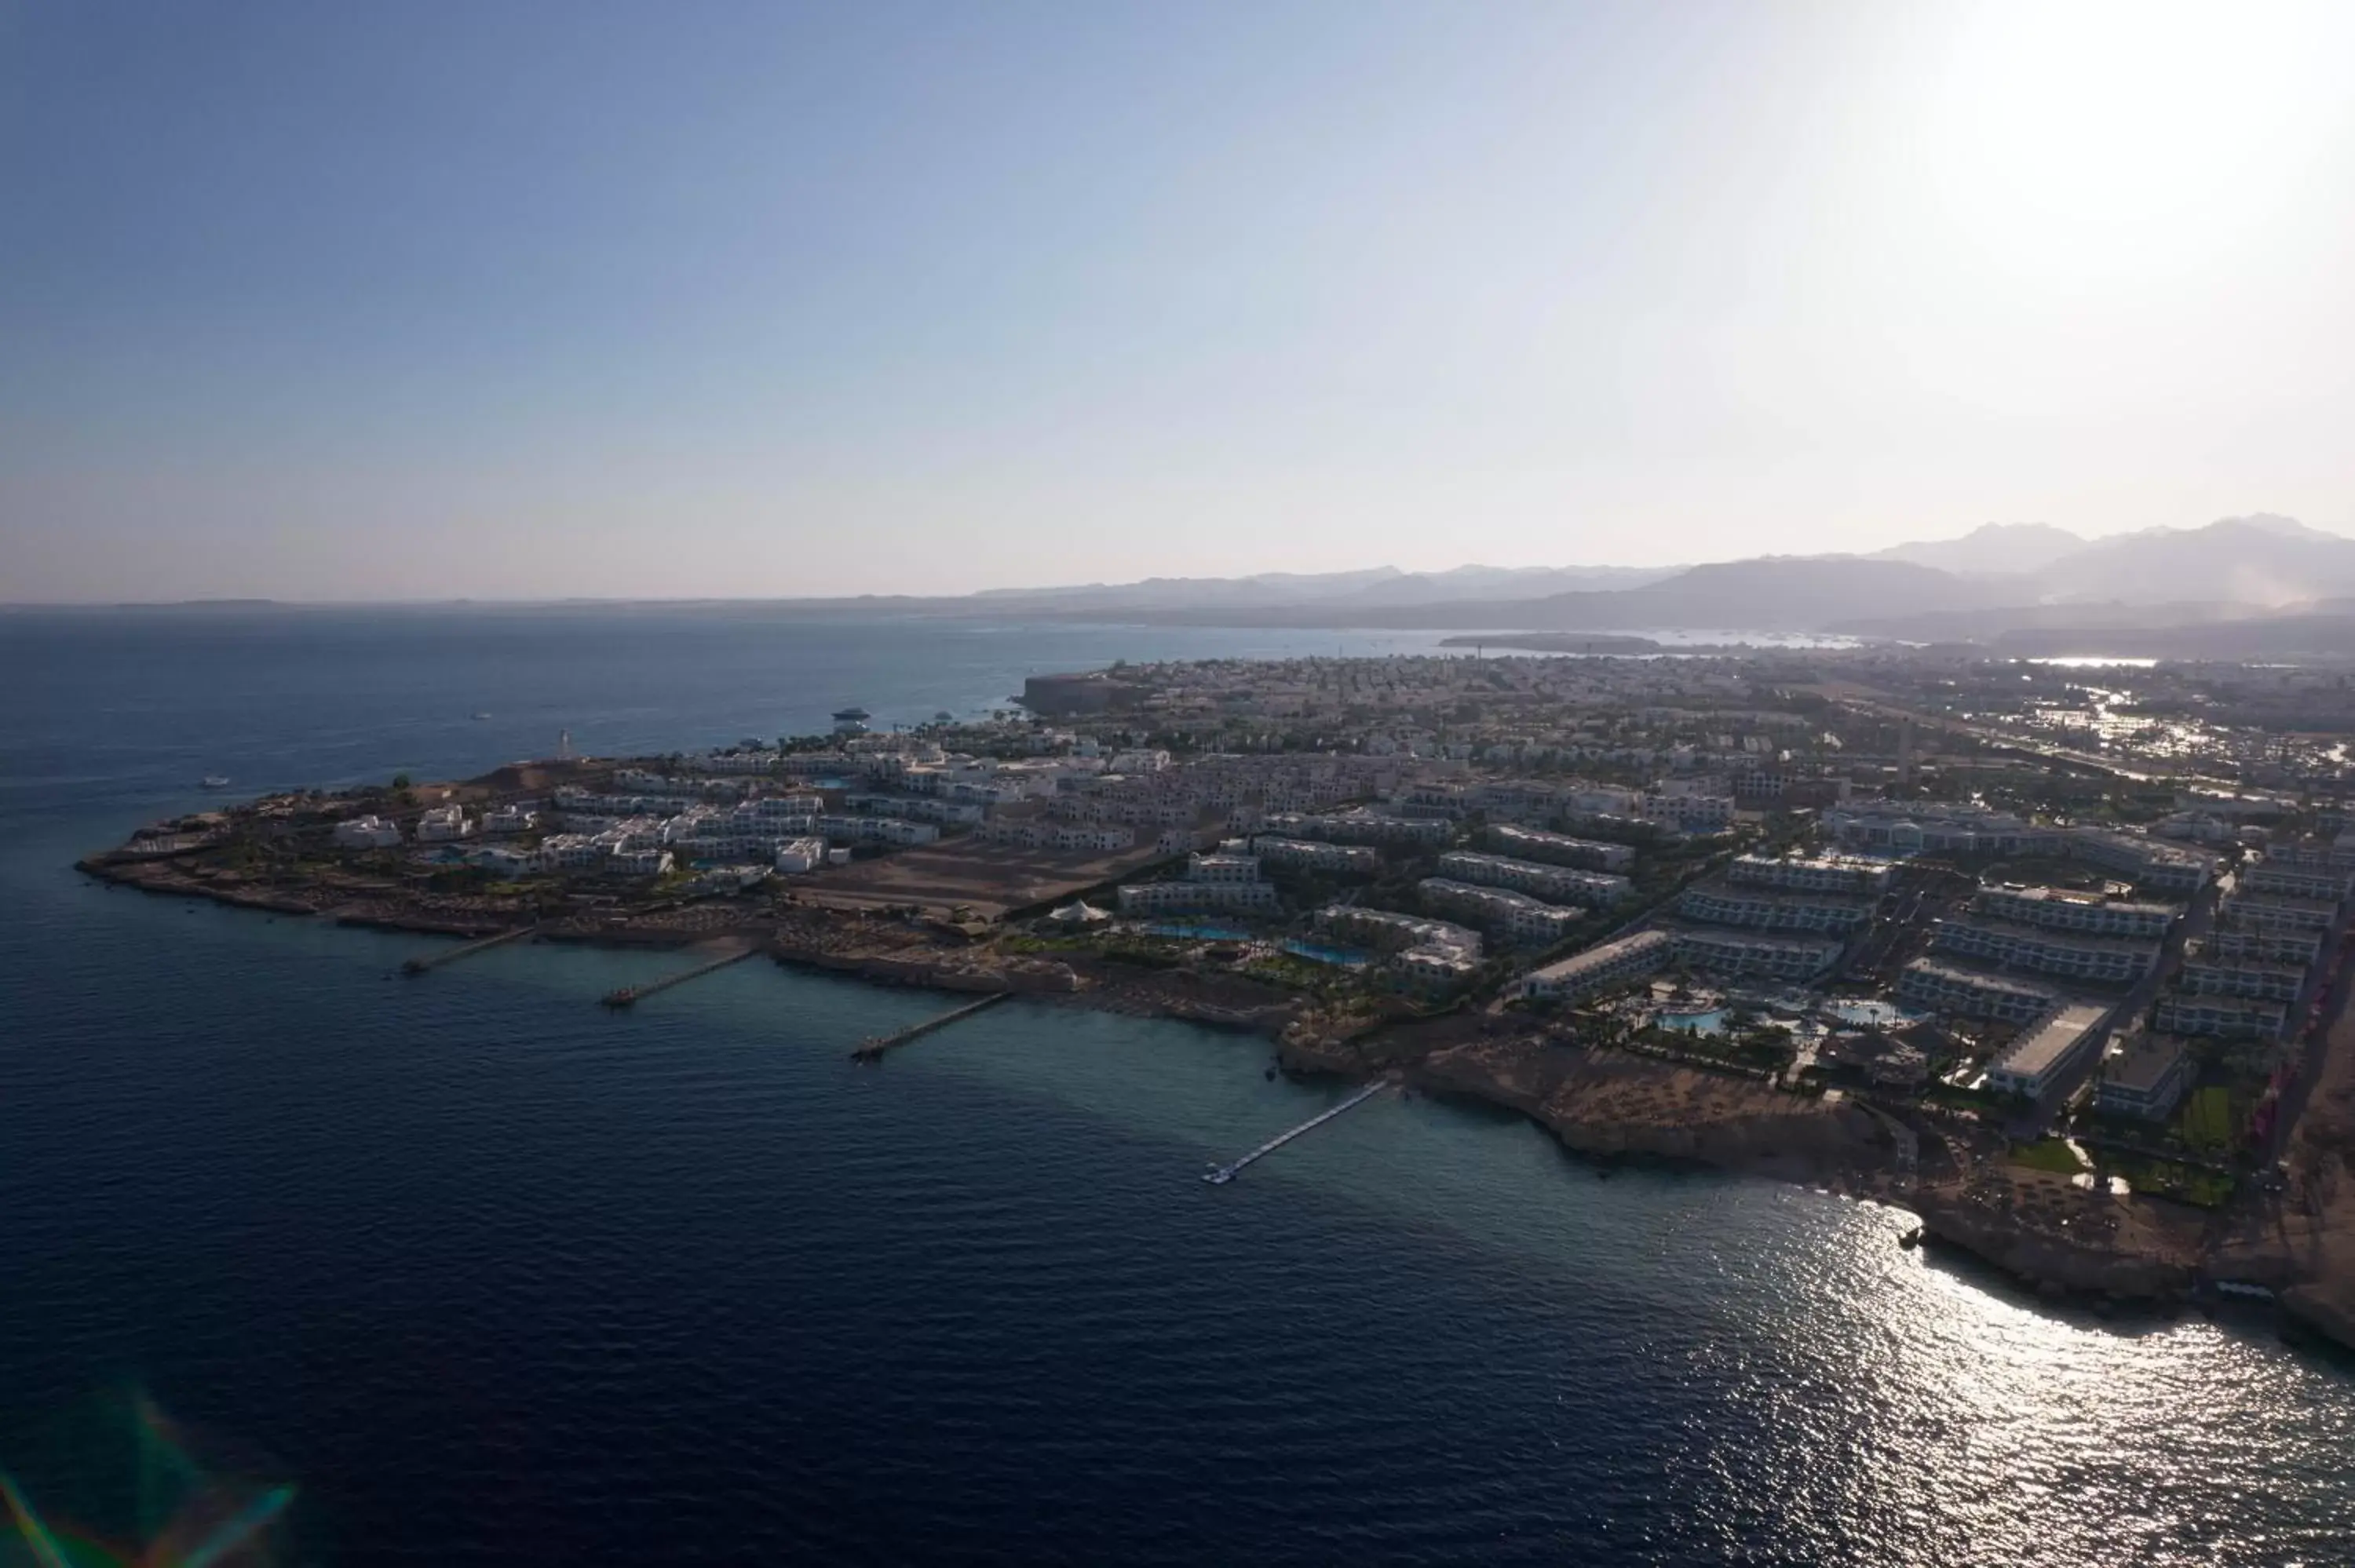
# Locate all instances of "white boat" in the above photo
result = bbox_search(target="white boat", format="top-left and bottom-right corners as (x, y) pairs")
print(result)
(200, 775), (231, 789)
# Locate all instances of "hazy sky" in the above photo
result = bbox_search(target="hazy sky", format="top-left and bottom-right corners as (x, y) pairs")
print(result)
(6, 0), (2354, 601)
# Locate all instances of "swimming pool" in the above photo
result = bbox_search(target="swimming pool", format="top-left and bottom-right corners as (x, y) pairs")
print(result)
(1656, 1008), (1726, 1036)
(1826, 1001), (1919, 1028)
(1283, 940), (1371, 968)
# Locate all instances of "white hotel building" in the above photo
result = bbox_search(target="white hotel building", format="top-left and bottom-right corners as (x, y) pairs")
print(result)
(1897, 958), (2059, 1024)
(1727, 852), (1893, 897)
(1929, 919), (2159, 985)
(1417, 879), (1584, 946)
(1517, 929), (1671, 1002)
(1436, 851), (1630, 907)
(1667, 928), (1839, 982)
(1250, 837), (1382, 876)
(1973, 886), (2180, 941)
(1677, 881), (1871, 934)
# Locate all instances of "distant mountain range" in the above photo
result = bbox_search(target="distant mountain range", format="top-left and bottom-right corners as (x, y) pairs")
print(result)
(922, 514), (2355, 651)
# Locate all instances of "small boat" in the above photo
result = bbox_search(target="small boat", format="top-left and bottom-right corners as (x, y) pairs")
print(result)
(200, 775), (230, 789)
(471, 711), (492, 720)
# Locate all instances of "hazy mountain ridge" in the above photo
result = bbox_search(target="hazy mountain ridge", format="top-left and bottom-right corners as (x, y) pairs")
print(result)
(966, 516), (2355, 636)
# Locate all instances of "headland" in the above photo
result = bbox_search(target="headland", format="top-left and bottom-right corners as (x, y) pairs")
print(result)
(79, 646), (2355, 1346)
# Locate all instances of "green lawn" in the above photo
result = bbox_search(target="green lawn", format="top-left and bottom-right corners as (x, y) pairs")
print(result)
(2010, 1138), (2087, 1175)
(2179, 1086), (2239, 1155)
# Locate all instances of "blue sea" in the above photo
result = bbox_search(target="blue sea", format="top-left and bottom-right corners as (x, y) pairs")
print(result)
(5, 606), (2354, 1566)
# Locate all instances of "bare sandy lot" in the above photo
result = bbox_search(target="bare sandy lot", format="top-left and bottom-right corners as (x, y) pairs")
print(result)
(790, 840), (1174, 918)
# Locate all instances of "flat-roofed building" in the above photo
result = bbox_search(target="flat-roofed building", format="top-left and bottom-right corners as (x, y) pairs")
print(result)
(1677, 881), (1871, 933)
(1517, 929), (1672, 1001)
(2244, 855), (2355, 903)
(1437, 851), (1631, 907)
(1667, 928), (1839, 982)
(2155, 990), (2285, 1040)
(1985, 1002), (2111, 1099)
(2220, 890), (2340, 934)
(2095, 1034), (2193, 1121)
(1418, 878), (1584, 946)
(1316, 905), (1482, 959)
(2180, 955), (2305, 1003)
(1973, 885), (2179, 940)
(1115, 878), (1277, 915)
(1897, 958), (2058, 1024)
(1486, 823), (1636, 873)
(1250, 836), (1381, 876)
(2203, 924), (2324, 967)
(2068, 827), (2214, 894)
(1728, 851), (1894, 896)
(1929, 918), (2159, 984)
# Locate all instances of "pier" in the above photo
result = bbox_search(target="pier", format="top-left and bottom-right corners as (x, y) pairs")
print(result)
(401, 924), (538, 975)
(851, 992), (1010, 1060)
(600, 941), (760, 1008)
(1203, 1079), (1393, 1185)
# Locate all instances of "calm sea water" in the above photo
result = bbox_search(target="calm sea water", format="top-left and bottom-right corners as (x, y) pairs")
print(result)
(5, 607), (2354, 1566)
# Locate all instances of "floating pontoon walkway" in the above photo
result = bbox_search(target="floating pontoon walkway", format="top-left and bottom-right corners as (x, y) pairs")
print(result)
(1203, 1079), (1392, 1185)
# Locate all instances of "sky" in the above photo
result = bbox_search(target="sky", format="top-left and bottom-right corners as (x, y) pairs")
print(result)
(5, 0), (2355, 602)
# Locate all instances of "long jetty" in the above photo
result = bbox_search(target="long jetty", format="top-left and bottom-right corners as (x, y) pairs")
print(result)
(851, 992), (1010, 1061)
(401, 924), (538, 975)
(1203, 1079), (1392, 1185)
(600, 943), (759, 1008)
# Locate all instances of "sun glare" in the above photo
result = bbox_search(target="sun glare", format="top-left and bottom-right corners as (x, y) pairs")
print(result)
(1919, 0), (2353, 275)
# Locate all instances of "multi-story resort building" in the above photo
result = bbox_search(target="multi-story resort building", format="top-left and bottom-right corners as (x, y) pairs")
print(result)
(2178, 954), (2306, 1004)
(1315, 906), (1483, 995)
(2220, 889), (2340, 934)
(1984, 1002), (2111, 1100)
(2094, 1034), (2193, 1121)
(2067, 828), (2214, 895)
(1435, 851), (1630, 907)
(1726, 851), (1894, 897)
(1485, 823), (1636, 873)
(2203, 924), (2324, 967)
(1972, 885), (2180, 940)
(1116, 879), (1277, 916)
(414, 804), (474, 843)
(772, 837), (827, 874)
(2154, 991), (2285, 1041)
(1249, 836), (1382, 876)
(1517, 929), (1672, 1002)
(331, 815), (403, 850)
(2242, 854), (2355, 903)
(844, 793), (985, 827)
(1250, 808), (1452, 847)
(1823, 801), (2056, 857)
(1638, 793), (1736, 834)
(1929, 918), (2160, 984)
(814, 814), (940, 848)
(975, 820), (1135, 852)
(1897, 957), (2058, 1024)
(1676, 881), (1871, 934)
(1416, 878), (1584, 946)
(1666, 928), (1840, 982)
(479, 805), (538, 836)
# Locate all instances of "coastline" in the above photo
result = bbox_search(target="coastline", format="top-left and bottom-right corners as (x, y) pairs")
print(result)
(74, 841), (2320, 1342)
